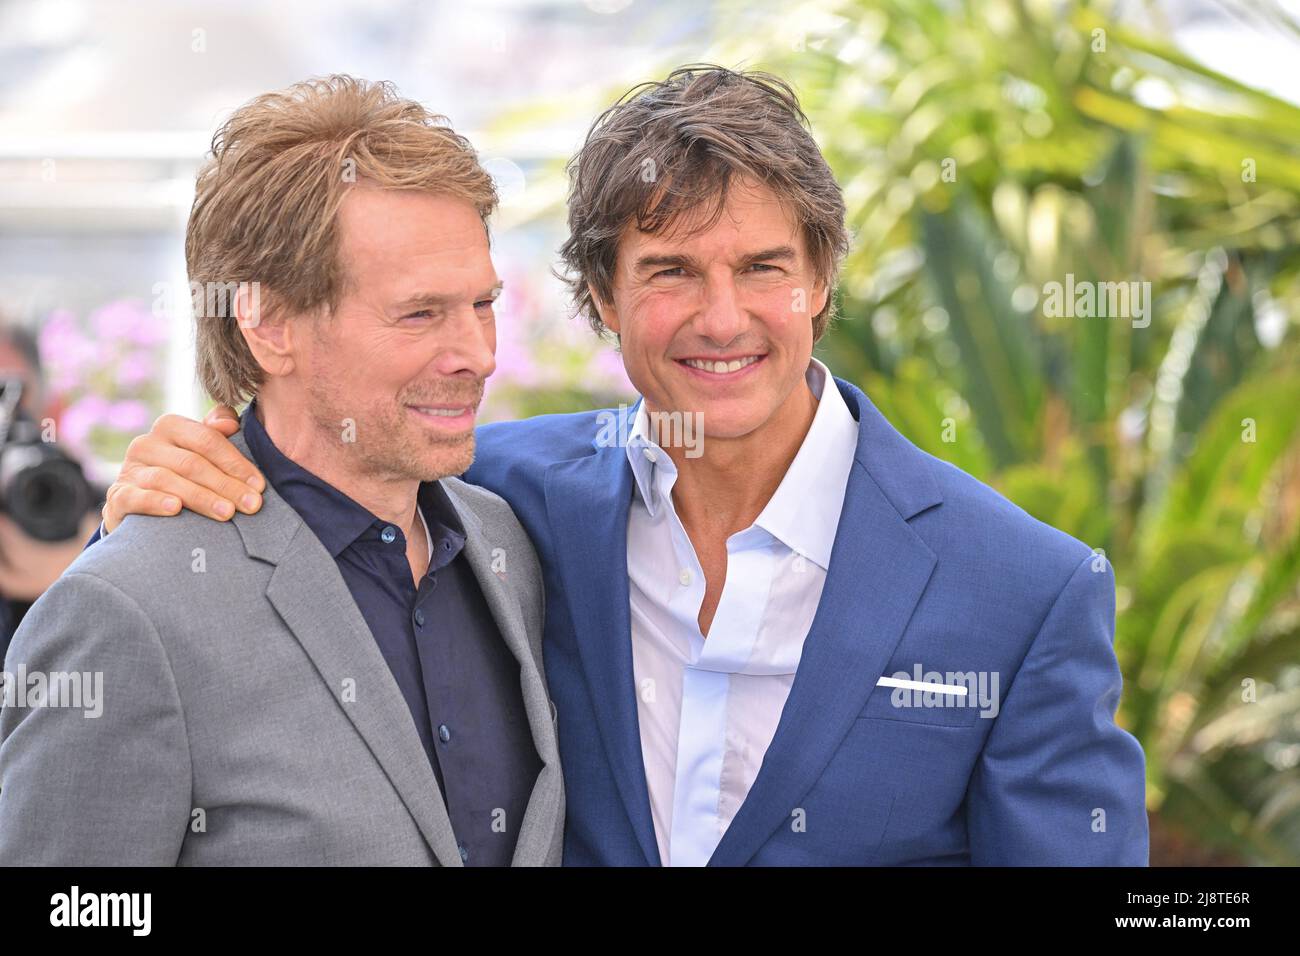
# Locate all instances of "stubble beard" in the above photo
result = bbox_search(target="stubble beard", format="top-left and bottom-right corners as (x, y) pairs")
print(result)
(305, 374), (481, 484)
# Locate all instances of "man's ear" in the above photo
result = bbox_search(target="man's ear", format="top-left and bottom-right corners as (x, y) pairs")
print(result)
(234, 285), (296, 378)
(810, 281), (830, 321)
(589, 282), (620, 336)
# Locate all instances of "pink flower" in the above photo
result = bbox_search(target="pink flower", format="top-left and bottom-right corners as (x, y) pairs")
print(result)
(39, 310), (97, 394)
(89, 299), (166, 347)
(104, 399), (151, 432)
(116, 350), (158, 388)
(57, 394), (112, 455)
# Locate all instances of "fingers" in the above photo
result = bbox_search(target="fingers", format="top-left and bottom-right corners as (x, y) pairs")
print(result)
(103, 411), (267, 533)
(103, 482), (181, 534)
(127, 442), (262, 521)
(148, 413), (265, 494)
(121, 462), (246, 523)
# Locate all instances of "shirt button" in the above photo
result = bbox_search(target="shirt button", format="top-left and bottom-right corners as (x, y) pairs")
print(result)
(380, 526), (398, 544)
(678, 568), (692, 586)
(414, 609), (425, 627)
(642, 447), (657, 463)
(458, 844), (469, 863)
(438, 724), (451, 743)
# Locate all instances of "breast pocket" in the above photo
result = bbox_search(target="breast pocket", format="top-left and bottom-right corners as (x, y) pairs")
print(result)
(856, 683), (982, 728)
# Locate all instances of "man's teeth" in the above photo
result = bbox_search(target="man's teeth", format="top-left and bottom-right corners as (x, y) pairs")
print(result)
(414, 407), (468, 417)
(682, 356), (761, 374)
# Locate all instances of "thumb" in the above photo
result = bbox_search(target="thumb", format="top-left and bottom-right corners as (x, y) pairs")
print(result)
(204, 404), (241, 434)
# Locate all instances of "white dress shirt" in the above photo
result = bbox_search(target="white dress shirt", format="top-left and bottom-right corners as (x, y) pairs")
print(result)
(624, 357), (859, 866)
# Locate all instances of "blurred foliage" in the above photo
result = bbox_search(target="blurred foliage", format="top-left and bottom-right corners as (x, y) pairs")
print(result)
(501, 0), (1300, 863)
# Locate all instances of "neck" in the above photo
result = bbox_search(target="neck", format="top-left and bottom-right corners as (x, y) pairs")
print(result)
(660, 376), (818, 537)
(253, 391), (420, 533)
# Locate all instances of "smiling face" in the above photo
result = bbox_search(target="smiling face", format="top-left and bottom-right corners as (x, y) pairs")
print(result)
(286, 186), (499, 482)
(595, 177), (829, 444)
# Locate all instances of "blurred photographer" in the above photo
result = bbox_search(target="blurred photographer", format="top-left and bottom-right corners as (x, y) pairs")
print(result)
(0, 320), (103, 660)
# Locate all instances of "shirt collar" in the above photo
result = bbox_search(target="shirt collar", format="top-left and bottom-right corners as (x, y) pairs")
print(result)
(626, 397), (677, 520)
(751, 358), (858, 570)
(623, 357), (859, 569)
(240, 399), (466, 563)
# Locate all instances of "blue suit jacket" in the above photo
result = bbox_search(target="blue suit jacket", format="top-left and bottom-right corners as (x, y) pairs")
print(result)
(466, 375), (1148, 865)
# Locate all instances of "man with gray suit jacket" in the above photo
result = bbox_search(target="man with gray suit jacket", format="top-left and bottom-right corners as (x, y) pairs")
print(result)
(0, 75), (563, 866)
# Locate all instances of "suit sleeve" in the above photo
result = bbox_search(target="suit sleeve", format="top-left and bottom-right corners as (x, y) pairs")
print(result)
(0, 571), (192, 864)
(965, 551), (1149, 865)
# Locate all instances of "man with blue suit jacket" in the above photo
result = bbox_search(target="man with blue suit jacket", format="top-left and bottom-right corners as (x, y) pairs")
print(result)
(93, 65), (1148, 865)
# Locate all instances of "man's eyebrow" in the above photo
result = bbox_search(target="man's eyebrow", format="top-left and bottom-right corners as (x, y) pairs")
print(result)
(392, 281), (504, 312)
(742, 245), (797, 264)
(632, 253), (698, 272)
(632, 247), (798, 273)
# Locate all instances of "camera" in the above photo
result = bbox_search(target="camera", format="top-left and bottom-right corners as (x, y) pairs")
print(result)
(0, 378), (95, 542)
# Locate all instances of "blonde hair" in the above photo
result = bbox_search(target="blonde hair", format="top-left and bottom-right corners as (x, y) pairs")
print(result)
(187, 74), (497, 405)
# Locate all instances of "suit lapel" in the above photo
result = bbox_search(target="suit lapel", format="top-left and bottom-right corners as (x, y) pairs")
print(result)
(442, 483), (562, 866)
(228, 432), (463, 867)
(544, 409), (661, 866)
(708, 378), (942, 866)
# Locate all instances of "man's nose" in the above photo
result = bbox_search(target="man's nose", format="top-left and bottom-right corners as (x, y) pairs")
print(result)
(434, 304), (496, 380)
(694, 273), (748, 345)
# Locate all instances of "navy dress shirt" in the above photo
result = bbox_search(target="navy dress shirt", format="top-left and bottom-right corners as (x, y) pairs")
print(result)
(241, 403), (541, 866)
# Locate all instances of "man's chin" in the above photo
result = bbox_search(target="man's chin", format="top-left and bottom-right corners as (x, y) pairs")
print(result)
(416, 432), (475, 481)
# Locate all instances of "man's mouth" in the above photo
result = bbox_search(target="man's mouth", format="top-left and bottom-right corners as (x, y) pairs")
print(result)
(410, 405), (471, 417)
(405, 403), (478, 430)
(676, 354), (766, 376)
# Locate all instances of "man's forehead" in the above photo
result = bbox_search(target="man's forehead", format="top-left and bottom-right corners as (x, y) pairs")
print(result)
(339, 187), (487, 252)
(621, 199), (803, 260)
(632, 173), (797, 236)
(334, 189), (495, 292)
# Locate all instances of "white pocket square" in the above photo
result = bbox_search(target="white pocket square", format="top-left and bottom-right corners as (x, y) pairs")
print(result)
(876, 675), (968, 697)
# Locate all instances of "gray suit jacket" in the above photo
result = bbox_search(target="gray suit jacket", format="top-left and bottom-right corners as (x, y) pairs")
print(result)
(0, 428), (563, 865)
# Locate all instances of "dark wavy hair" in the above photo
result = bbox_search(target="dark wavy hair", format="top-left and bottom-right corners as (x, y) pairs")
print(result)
(558, 64), (849, 342)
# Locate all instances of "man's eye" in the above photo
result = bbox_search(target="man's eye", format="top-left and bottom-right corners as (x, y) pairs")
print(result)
(653, 267), (685, 278)
(747, 263), (779, 273)
(474, 299), (496, 311)
(403, 310), (434, 320)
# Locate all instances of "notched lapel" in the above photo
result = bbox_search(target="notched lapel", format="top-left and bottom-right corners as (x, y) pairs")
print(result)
(446, 490), (564, 866)
(708, 383), (943, 867)
(254, 509), (465, 868)
(226, 427), (463, 865)
(544, 443), (661, 866)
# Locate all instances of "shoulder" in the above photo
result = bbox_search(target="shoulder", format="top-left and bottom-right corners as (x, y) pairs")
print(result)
(464, 406), (623, 507)
(909, 449), (1097, 589)
(473, 407), (617, 465)
(61, 508), (252, 606)
(836, 375), (1094, 587)
(6, 510), (252, 668)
